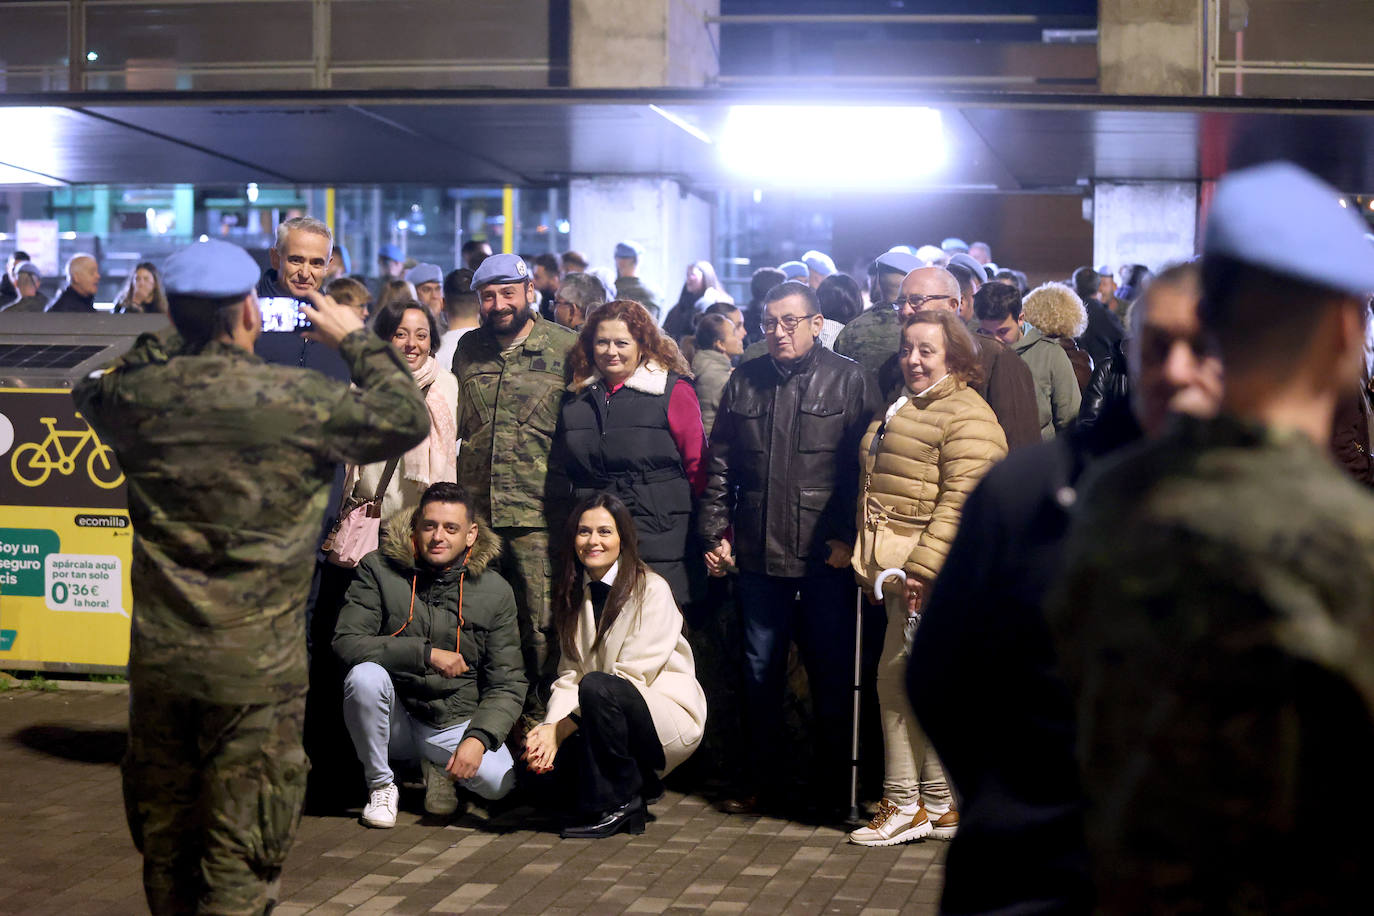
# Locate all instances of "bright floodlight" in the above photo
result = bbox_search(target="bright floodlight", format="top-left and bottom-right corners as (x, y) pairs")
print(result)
(720, 105), (944, 187)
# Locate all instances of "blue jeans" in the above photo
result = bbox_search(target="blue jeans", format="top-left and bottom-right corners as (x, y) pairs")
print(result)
(736, 568), (856, 802)
(341, 662), (516, 799)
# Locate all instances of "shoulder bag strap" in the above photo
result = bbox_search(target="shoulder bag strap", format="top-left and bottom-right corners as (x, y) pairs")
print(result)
(374, 381), (433, 501)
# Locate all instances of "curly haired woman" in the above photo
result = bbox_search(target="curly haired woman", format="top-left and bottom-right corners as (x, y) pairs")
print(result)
(1021, 282), (1094, 394)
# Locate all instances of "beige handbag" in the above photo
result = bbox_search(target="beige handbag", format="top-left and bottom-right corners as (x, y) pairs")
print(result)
(852, 495), (928, 589)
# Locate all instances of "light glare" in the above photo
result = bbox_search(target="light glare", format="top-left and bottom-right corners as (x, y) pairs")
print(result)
(721, 106), (944, 187)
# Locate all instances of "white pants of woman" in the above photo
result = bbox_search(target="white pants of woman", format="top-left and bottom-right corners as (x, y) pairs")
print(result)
(342, 662), (516, 799)
(876, 591), (953, 813)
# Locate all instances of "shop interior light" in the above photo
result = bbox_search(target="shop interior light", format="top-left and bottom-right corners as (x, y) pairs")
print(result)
(720, 105), (944, 186)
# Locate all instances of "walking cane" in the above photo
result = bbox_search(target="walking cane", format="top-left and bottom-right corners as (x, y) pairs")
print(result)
(849, 566), (909, 824)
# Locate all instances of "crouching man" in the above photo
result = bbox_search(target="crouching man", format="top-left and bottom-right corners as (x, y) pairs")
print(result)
(334, 483), (527, 827)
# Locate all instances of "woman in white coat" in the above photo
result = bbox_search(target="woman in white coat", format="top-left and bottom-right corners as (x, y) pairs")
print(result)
(524, 493), (707, 838)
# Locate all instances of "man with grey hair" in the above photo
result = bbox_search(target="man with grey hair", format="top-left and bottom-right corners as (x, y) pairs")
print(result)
(1, 263), (47, 313)
(258, 216), (334, 301)
(46, 253), (100, 312)
(552, 271), (606, 331)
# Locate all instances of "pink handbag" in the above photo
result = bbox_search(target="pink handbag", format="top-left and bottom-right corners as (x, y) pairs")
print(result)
(323, 455), (401, 568)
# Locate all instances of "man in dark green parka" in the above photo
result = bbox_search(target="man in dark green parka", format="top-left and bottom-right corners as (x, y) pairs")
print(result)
(335, 483), (526, 828)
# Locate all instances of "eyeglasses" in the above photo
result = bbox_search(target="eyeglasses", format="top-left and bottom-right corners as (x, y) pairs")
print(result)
(762, 314), (817, 333)
(893, 294), (956, 310)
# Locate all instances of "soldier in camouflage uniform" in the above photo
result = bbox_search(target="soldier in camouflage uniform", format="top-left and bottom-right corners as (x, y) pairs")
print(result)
(832, 250), (919, 376)
(74, 239), (429, 915)
(1048, 163), (1374, 911)
(451, 253), (576, 722)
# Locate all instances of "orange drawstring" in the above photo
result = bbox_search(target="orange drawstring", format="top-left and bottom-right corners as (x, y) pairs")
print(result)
(389, 546), (472, 657)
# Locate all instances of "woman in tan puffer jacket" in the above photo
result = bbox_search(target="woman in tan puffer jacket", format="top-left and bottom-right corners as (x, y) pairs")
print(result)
(848, 309), (1007, 849)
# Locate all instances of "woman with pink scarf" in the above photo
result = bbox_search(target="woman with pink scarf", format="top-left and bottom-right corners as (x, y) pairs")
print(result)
(343, 299), (459, 519)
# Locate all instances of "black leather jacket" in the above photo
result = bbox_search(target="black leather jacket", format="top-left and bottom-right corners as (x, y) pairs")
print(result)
(699, 345), (878, 577)
(1078, 339), (1130, 432)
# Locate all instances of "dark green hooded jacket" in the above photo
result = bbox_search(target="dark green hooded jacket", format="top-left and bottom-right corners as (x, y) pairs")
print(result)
(333, 512), (526, 750)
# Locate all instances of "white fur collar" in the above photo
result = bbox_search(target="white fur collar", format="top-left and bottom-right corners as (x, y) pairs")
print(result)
(572, 359), (669, 395)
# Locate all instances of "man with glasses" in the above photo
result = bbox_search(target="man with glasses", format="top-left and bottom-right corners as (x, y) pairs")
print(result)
(701, 280), (880, 821)
(881, 267), (1041, 450)
(551, 271), (607, 332)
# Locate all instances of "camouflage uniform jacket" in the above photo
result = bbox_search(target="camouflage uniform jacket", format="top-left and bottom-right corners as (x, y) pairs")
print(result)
(833, 304), (902, 378)
(614, 276), (662, 323)
(1048, 413), (1374, 911)
(73, 329), (430, 705)
(450, 315), (576, 529)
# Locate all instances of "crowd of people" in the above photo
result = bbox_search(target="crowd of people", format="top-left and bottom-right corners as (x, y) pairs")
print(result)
(62, 159), (1374, 914)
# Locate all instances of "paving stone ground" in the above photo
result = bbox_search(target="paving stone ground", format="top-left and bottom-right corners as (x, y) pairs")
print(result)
(0, 688), (945, 915)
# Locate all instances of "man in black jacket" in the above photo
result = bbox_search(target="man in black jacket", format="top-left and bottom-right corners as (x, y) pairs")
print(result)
(906, 263), (1221, 914)
(335, 484), (527, 828)
(1072, 265), (1126, 369)
(700, 280), (879, 819)
(45, 253), (99, 312)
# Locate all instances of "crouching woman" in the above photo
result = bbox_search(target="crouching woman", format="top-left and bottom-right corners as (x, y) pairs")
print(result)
(524, 493), (707, 838)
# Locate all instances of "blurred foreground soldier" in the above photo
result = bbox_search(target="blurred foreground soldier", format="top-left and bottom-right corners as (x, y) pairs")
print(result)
(613, 240), (662, 322)
(1050, 162), (1374, 912)
(1329, 297), (1373, 487)
(0, 262), (46, 312)
(701, 280), (879, 819)
(552, 271), (607, 332)
(406, 262), (445, 329)
(834, 250), (921, 376)
(74, 239), (429, 914)
(46, 253), (99, 312)
(451, 253), (577, 723)
(907, 262), (1221, 916)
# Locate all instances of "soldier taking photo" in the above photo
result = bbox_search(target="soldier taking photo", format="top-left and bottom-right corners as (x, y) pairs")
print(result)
(74, 239), (430, 915)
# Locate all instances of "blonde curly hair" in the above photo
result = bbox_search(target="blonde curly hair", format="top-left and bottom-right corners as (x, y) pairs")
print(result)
(1022, 282), (1088, 339)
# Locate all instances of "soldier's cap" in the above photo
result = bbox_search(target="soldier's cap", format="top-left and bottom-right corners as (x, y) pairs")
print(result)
(161, 239), (259, 299)
(888, 244), (919, 257)
(1096, 264), (1114, 278)
(471, 253), (530, 288)
(1204, 160), (1374, 298)
(941, 237), (969, 253)
(875, 251), (923, 276)
(778, 260), (809, 280)
(405, 262), (443, 286)
(614, 240), (643, 260)
(378, 243), (403, 262)
(946, 252), (988, 283)
(915, 244), (944, 264)
(802, 250), (836, 277)
(15, 262), (41, 279)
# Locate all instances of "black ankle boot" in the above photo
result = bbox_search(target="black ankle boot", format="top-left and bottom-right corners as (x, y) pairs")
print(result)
(560, 797), (646, 839)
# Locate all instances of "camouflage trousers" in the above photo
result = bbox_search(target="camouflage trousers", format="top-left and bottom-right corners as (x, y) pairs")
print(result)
(123, 685), (309, 916)
(493, 525), (559, 722)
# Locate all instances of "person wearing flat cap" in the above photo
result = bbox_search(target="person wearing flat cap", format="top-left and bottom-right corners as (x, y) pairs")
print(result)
(1046, 161), (1374, 912)
(613, 240), (662, 323)
(450, 252), (578, 725)
(833, 250), (922, 377)
(73, 238), (430, 914)
(803, 250), (836, 290)
(0, 262), (48, 313)
(406, 262), (446, 330)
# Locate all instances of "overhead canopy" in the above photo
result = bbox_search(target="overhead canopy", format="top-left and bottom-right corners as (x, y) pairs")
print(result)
(1, 87), (1372, 192)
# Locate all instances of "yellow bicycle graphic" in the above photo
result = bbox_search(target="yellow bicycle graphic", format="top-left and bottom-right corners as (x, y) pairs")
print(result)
(10, 413), (124, 489)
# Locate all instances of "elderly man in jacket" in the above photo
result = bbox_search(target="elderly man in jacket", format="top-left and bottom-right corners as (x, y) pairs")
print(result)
(700, 280), (880, 820)
(335, 483), (527, 828)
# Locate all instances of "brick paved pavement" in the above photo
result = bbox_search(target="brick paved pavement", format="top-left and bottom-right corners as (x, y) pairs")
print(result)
(0, 688), (945, 915)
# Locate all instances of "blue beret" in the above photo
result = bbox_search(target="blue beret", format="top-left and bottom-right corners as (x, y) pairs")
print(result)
(378, 244), (403, 262)
(802, 250), (836, 277)
(161, 239), (259, 298)
(778, 260), (809, 280)
(15, 262), (41, 279)
(941, 237), (969, 253)
(1205, 161), (1374, 298)
(471, 253), (530, 288)
(875, 251), (922, 276)
(405, 262), (443, 286)
(614, 240), (643, 260)
(946, 252), (988, 282)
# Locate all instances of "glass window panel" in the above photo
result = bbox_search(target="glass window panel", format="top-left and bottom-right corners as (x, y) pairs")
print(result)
(330, 0), (547, 64)
(84, 2), (313, 66)
(0, 4), (68, 67)
(84, 67), (315, 91)
(328, 66), (547, 90)
(1220, 0), (1374, 66)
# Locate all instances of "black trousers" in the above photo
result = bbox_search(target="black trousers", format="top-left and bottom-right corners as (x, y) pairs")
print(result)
(555, 672), (665, 815)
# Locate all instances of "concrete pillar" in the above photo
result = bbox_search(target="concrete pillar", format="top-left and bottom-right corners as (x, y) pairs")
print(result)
(569, 177), (714, 312)
(1098, 0), (1203, 95)
(570, 0), (719, 88)
(1092, 182), (1198, 276)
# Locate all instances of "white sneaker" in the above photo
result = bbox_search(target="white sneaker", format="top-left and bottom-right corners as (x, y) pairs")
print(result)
(422, 758), (460, 816)
(361, 783), (399, 828)
(847, 798), (932, 847)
